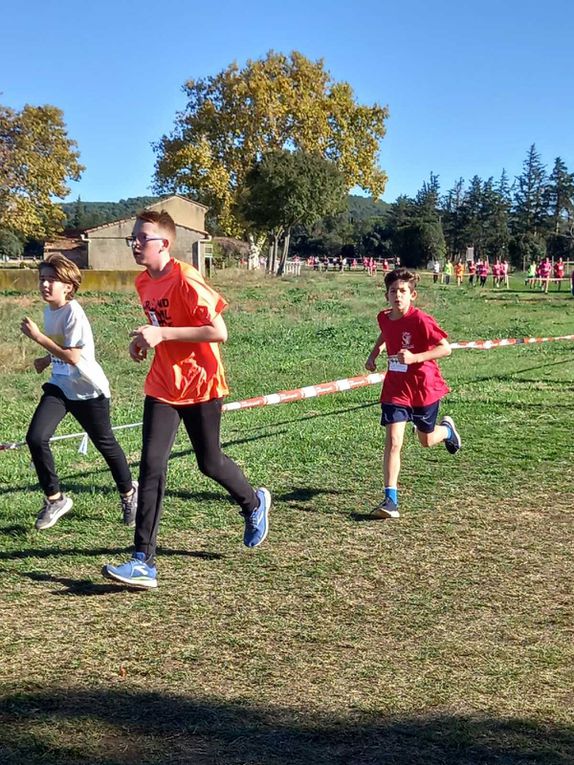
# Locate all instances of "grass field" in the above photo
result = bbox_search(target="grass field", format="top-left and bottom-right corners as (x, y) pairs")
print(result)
(0, 271), (573, 764)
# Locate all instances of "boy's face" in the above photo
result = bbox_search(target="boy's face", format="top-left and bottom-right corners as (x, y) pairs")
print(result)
(386, 280), (416, 315)
(130, 220), (169, 268)
(39, 266), (73, 308)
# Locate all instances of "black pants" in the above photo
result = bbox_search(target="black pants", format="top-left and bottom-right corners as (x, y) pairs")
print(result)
(26, 383), (133, 497)
(134, 396), (258, 561)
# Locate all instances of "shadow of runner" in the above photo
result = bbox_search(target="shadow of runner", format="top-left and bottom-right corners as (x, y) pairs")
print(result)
(0, 688), (571, 765)
(0, 546), (224, 562)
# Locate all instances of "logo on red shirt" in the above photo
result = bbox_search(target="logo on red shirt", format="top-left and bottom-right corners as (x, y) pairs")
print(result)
(401, 331), (413, 348)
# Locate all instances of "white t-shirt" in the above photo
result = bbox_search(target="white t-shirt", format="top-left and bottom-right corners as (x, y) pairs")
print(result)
(44, 300), (111, 400)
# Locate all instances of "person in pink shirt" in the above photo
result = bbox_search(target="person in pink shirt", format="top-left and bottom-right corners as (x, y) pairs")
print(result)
(539, 257), (551, 293)
(492, 260), (501, 288)
(364, 268), (461, 519)
(554, 258), (565, 290)
(478, 259), (489, 287)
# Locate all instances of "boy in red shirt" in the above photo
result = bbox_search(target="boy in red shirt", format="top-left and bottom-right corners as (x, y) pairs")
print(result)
(104, 210), (270, 588)
(365, 269), (461, 518)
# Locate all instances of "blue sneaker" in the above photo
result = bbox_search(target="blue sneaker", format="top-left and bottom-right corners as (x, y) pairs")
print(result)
(441, 416), (462, 454)
(102, 552), (157, 589)
(242, 488), (271, 548)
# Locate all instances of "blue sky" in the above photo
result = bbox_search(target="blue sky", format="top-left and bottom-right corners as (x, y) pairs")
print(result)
(3, 0), (573, 204)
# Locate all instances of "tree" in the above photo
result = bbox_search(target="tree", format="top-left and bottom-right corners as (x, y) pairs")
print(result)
(0, 230), (23, 260)
(404, 174), (446, 266)
(385, 188), (445, 268)
(458, 175), (485, 256)
(512, 144), (548, 236)
(236, 149), (347, 274)
(545, 157), (574, 234)
(441, 178), (466, 258)
(153, 51), (388, 233)
(0, 104), (84, 239)
(543, 157), (574, 260)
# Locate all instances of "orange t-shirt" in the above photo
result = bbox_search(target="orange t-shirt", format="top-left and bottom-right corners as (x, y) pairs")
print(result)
(135, 259), (229, 405)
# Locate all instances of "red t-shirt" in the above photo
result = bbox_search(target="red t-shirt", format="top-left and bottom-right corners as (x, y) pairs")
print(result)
(135, 259), (229, 405)
(377, 306), (450, 407)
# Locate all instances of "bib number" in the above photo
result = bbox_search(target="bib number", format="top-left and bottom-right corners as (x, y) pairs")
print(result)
(388, 356), (407, 373)
(52, 357), (72, 376)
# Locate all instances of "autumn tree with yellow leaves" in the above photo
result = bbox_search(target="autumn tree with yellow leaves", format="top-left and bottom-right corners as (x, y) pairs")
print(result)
(0, 104), (84, 240)
(153, 51), (389, 234)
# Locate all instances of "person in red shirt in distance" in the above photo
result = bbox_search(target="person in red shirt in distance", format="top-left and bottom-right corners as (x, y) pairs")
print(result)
(365, 269), (461, 519)
(103, 210), (270, 589)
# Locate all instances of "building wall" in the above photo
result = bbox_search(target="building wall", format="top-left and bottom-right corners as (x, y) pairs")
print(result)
(87, 222), (205, 272)
(149, 196), (207, 233)
(85, 197), (208, 272)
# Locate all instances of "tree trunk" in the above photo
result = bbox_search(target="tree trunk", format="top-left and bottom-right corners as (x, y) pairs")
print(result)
(269, 234), (279, 274)
(276, 228), (291, 276)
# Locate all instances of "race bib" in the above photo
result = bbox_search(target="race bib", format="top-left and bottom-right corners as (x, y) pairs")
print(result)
(388, 356), (407, 373)
(52, 356), (72, 376)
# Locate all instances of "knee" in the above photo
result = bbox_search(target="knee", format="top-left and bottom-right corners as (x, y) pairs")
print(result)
(26, 426), (45, 452)
(197, 454), (224, 479)
(387, 434), (404, 452)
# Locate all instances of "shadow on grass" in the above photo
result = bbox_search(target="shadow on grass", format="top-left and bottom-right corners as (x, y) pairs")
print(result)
(0, 403), (379, 499)
(0, 545), (223, 562)
(463, 358), (571, 386)
(351, 512), (391, 523)
(0, 688), (571, 765)
(19, 570), (137, 596)
(0, 523), (29, 537)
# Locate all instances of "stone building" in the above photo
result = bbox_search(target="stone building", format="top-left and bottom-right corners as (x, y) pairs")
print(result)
(45, 196), (211, 274)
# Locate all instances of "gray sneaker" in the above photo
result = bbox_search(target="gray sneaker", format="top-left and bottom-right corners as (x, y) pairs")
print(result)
(35, 494), (73, 530)
(371, 497), (400, 519)
(120, 481), (139, 527)
(441, 416), (461, 454)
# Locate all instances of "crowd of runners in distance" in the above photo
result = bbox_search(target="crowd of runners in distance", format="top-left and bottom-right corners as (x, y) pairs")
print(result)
(302, 253), (573, 293)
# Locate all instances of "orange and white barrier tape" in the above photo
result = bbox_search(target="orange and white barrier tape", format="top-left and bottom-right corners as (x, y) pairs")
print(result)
(450, 334), (574, 350)
(221, 373), (385, 413)
(1, 333), (573, 452)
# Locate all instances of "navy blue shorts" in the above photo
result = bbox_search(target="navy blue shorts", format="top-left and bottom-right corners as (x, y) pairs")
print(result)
(381, 401), (440, 434)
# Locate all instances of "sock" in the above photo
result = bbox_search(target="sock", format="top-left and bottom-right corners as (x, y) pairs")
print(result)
(443, 423), (453, 441)
(385, 487), (398, 505)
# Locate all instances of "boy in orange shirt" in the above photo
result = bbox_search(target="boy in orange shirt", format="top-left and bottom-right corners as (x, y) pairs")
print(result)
(104, 210), (270, 589)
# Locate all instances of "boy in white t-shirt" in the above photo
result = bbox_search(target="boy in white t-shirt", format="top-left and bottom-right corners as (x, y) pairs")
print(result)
(20, 254), (138, 530)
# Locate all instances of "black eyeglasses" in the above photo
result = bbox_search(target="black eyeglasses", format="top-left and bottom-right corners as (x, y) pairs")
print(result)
(125, 235), (165, 247)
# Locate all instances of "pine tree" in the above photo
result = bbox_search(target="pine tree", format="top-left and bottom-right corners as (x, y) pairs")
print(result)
(512, 144), (548, 236)
(545, 157), (574, 235)
(441, 178), (465, 258)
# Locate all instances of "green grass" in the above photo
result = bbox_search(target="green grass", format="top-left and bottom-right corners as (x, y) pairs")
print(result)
(0, 271), (573, 764)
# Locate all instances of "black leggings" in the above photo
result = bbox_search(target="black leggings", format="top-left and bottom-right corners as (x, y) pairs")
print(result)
(134, 396), (258, 561)
(26, 383), (133, 497)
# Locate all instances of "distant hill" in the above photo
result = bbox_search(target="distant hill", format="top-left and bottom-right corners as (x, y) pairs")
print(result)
(348, 195), (390, 222)
(60, 196), (163, 230)
(61, 194), (390, 231)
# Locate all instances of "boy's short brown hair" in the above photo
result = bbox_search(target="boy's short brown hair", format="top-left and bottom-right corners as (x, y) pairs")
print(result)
(39, 254), (82, 298)
(136, 209), (177, 245)
(384, 267), (419, 292)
